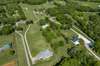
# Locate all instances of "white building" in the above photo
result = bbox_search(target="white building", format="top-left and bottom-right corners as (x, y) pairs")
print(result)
(71, 35), (80, 45)
(36, 50), (53, 60)
(42, 24), (49, 29)
(32, 50), (53, 64)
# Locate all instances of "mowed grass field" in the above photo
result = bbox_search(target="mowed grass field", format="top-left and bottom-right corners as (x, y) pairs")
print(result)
(26, 23), (52, 56)
(0, 34), (16, 66)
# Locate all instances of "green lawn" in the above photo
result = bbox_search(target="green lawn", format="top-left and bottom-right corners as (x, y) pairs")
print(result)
(26, 23), (52, 56)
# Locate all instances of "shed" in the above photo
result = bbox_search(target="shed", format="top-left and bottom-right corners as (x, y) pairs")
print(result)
(71, 35), (80, 45)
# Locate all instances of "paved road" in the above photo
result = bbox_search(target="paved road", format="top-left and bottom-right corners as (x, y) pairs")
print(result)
(15, 31), (31, 66)
(24, 25), (32, 59)
(71, 28), (100, 60)
(24, 25), (36, 64)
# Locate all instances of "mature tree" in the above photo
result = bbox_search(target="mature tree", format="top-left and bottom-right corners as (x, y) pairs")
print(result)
(1, 25), (14, 35)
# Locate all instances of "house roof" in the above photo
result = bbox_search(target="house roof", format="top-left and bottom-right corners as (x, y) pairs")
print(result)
(71, 35), (80, 45)
(36, 49), (53, 60)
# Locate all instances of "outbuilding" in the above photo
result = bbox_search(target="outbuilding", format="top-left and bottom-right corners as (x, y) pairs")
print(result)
(71, 35), (80, 45)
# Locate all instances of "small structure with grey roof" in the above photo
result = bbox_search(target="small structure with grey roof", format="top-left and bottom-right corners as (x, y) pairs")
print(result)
(32, 49), (53, 64)
(0, 42), (11, 52)
(71, 35), (80, 45)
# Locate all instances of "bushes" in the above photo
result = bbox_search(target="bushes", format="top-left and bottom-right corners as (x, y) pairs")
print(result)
(42, 28), (57, 42)
(0, 25), (14, 35)
(46, 6), (74, 30)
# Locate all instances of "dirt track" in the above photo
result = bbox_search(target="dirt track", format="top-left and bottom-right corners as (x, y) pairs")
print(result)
(3, 60), (16, 66)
